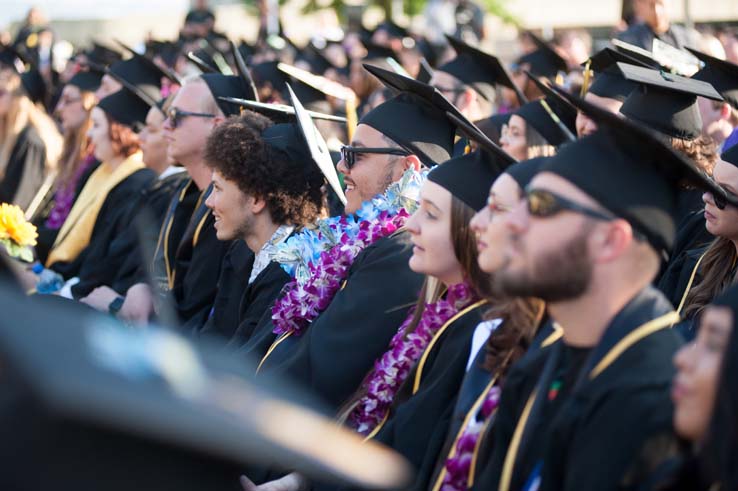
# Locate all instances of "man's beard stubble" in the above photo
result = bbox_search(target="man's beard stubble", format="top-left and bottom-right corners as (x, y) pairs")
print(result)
(493, 224), (594, 303)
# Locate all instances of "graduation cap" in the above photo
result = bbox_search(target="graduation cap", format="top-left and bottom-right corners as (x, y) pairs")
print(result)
(20, 68), (47, 105)
(505, 156), (550, 190)
(67, 65), (105, 92)
(361, 64), (467, 166)
(107, 51), (165, 103)
(416, 58), (434, 84)
(286, 84), (347, 204)
(582, 47), (653, 102)
(230, 40), (259, 102)
(617, 62), (724, 140)
(722, 143), (738, 168)
(218, 97), (347, 124)
(545, 86), (732, 254)
(522, 72), (577, 143)
(611, 39), (664, 70)
(514, 32), (567, 79)
(362, 40), (399, 64)
(186, 50), (218, 73)
(115, 40), (182, 85)
(97, 84), (152, 130)
(251, 61), (288, 93)
(0, 287), (411, 490)
(687, 47), (738, 109)
(440, 35), (527, 105)
(86, 41), (123, 67)
(428, 111), (516, 210)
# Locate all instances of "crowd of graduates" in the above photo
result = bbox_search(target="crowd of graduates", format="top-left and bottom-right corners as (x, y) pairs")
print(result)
(1, 0), (738, 489)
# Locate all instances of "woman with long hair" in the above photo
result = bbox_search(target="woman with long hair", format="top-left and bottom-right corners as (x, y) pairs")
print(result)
(658, 145), (738, 339)
(43, 86), (155, 292)
(621, 283), (738, 490)
(32, 68), (102, 263)
(0, 65), (61, 211)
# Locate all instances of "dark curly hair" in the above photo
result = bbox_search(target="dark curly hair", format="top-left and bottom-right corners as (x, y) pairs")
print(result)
(203, 111), (325, 225)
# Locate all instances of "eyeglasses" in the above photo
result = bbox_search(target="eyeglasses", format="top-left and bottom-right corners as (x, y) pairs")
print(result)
(712, 185), (738, 210)
(434, 84), (467, 95)
(524, 187), (616, 222)
(340, 145), (410, 170)
(166, 107), (215, 129)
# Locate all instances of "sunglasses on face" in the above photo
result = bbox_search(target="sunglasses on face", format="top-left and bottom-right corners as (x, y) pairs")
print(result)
(166, 107), (215, 129)
(711, 185), (738, 210)
(524, 186), (616, 222)
(340, 145), (410, 170)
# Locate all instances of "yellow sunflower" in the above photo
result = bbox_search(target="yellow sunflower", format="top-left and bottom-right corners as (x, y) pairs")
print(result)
(0, 203), (37, 247)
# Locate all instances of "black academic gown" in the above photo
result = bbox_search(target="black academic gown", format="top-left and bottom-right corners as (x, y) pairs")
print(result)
(196, 240), (255, 339)
(252, 230), (425, 410)
(475, 287), (682, 491)
(231, 261), (290, 349)
(368, 301), (488, 491)
(0, 125), (47, 210)
(170, 185), (231, 328)
(50, 168), (156, 282)
(138, 178), (202, 295)
(69, 170), (187, 299)
(33, 158), (100, 264)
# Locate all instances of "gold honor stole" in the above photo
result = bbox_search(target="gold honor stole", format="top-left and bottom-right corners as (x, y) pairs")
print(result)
(498, 311), (680, 491)
(46, 152), (145, 267)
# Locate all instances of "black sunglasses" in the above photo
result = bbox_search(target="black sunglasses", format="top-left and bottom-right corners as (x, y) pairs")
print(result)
(340, 145), (410, 169)
(524, 187), (616, 222)
(712, 185), (738, 210)
(166, 107), (215, 129)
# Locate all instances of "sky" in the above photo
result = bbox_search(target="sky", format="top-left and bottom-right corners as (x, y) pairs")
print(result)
(0, 0), (189, 29)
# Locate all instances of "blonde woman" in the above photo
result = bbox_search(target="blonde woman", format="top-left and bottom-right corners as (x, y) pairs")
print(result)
(0, 66), (61, 210)
(33, 69), (102, 263)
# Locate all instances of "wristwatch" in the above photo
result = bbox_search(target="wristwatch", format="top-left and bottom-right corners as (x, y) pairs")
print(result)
(108, 296), (125, 316)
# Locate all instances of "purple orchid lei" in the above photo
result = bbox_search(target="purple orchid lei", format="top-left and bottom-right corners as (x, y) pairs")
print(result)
(440, 385), (502, 491)
(347, 282), (476, 436)
(270, 168), (426, 337)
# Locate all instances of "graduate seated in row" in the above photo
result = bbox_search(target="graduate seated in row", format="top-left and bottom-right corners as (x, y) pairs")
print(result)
(0, 49), (62, 212)
(42, 86), (155, 295)
(197, 103), (332, 346)
(31, 66), (102, 263)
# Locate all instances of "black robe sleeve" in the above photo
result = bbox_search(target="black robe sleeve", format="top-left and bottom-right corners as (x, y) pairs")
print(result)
(108, 172), (189, 295)
(171, 194), (231, 329)
(0, 125), (46, 210)
(231, 261), (290, 348)
(33, 158), (101, 265)
(49, 168), (156, 285)
(196, 240), (255, 339)
(255, 230), (425, 410)
(371, 305), (486, 491)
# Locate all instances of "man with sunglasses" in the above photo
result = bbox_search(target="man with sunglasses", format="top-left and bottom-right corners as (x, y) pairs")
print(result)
(251, 66), (467, 411)
(119, 72), (255, 327)
(475, 93), (730, 491)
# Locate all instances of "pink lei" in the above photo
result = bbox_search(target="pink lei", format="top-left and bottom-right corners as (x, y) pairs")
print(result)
(347, 282), (476, 436)
(440, 385), (501, 491)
